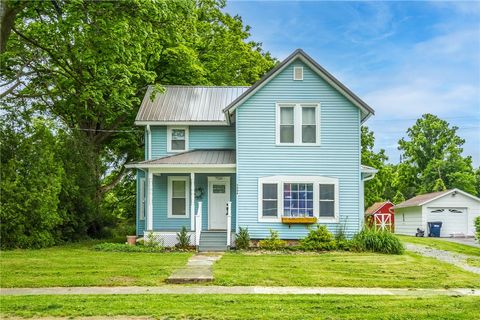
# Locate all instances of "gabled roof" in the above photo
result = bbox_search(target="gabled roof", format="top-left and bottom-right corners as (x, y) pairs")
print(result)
(394, 188), (480, 209)
(135, 86), (248, 125)
(223, 49), (375, 122)
(125, 149), (236, 169)
(365, 201), (393, 215)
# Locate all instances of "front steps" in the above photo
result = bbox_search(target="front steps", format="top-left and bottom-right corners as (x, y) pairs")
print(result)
(199, 231), (228, 252)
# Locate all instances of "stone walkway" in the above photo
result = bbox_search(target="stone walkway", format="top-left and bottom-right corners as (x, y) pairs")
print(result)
(1, 286), (478, 296)
(405, 243), (480, 274)
(166, 253), (223, 283)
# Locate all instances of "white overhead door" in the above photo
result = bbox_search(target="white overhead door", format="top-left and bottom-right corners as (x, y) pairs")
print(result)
(426, 208), (468, 237)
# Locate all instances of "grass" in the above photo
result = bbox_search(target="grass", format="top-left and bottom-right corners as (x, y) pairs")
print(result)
(1, 294), (479, 319)
(0, 241), (192, 288)
(213, 251), (480, 288)
(467, 257), (480, 267)
(397, 235), (480, 257)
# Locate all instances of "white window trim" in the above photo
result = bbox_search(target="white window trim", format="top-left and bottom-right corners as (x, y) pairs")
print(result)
(139, 177), (146, 220)
(293, 66), (303, 80)
(275, 103), (320, 146)
(167, 126), (189, 153)
(167, 176), (190, 219)
(258, 176), (339, 223)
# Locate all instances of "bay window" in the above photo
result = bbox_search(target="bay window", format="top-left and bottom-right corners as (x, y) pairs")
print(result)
(276, 103), (319, 145)
(258, 176), (338, 222)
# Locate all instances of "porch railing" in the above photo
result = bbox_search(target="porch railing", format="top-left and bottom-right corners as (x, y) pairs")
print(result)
(195, 201), (202, 247)
(226, 201), (232, 247)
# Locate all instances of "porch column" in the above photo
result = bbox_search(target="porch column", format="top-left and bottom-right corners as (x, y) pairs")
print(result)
(190, 172), (195, 231)
(147, 169), (153, 231)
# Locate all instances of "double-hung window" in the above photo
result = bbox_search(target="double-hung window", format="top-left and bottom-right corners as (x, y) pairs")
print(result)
(168, 176), (189, 218)
(258, 176), (338, 222)
(167, 127), (188, 152)
(277, 103), (319, 145)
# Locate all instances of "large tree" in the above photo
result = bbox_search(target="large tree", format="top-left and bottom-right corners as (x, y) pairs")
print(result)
(397, 114), (476, 198)
(1, 0), (275, 243)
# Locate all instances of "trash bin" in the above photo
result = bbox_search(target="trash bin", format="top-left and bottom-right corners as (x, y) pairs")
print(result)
(427, 221), (443, 237)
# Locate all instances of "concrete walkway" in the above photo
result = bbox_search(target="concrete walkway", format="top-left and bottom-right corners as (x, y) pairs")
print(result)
(440, 237), (480, 248)
(166, 253), (223, 283)
(1, 286), (478, 296)
(405, 243), (480, 274)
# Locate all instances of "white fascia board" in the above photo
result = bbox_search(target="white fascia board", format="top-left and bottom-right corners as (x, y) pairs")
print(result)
(418, 188), (480, 207)
(134, 121), (229, 126)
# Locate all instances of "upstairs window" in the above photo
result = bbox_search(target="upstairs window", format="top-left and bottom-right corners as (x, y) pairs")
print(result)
(276, 103), (319, 145)
(167, 127), (188, 152)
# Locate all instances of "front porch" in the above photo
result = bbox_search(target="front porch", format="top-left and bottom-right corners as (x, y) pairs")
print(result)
(126, 150), (237, 250)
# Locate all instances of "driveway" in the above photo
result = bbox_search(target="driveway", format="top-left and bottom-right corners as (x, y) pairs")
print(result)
(441, 237), (480, 248)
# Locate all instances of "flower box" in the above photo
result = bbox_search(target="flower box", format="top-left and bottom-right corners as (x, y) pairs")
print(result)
(281, 217), (317, 224)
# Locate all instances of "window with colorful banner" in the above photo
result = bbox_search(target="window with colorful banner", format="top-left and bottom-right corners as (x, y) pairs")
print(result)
(283, 183), (314, 217)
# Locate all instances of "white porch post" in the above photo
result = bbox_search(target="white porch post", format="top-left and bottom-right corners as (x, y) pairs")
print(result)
(147, 169), (153, 231)
(190, 172), (195, 231)
(226, 201), (232, 247)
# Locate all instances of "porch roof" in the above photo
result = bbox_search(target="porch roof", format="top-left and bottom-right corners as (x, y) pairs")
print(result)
(125, 149), (236, 169)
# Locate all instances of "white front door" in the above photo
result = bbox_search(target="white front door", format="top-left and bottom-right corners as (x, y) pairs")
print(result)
(208, 177), (230, 230)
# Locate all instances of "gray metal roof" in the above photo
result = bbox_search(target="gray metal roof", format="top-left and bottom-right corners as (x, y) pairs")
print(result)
(125, 149), (236, 168)
(135, 86), (249, 124)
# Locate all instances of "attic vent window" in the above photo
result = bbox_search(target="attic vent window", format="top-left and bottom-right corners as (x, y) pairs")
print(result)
(293, 67), (303, 80)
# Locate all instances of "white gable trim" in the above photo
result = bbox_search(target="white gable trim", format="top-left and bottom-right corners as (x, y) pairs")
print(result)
(419, 189), (480, 207)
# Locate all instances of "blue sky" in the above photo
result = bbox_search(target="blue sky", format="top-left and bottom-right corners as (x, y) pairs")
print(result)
(225, 1), (480, 167)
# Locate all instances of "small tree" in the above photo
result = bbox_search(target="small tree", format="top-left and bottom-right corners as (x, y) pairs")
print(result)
(235, 227), (250, 250)
(176, 226), (191, 250)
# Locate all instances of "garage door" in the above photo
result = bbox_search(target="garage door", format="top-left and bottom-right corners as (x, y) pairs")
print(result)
(426, 208), (468, 237)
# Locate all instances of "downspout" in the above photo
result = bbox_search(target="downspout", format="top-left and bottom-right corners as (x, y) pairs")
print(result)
(146, 124), (152, 160)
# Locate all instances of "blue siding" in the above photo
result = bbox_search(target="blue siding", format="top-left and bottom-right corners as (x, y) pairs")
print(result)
(136, 170), (145, 236)
(236, 59), (361, 239)
(149, 125), (235, 159)
(148, 173), (236, 231)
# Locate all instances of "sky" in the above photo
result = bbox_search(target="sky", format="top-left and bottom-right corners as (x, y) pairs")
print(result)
(225, 0), (480, 167)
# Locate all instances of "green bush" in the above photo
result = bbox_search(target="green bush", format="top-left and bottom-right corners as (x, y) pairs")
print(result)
(351, 228), (404, 254)
(144, 231), (164, 249)
(235, 227), (250, 250)
(258, 230), (286, 250)
(93, 242), (165, 253)
(176, 226), (191, 249)
(300, 225), (337, 251)
(475, 216), (480, 241)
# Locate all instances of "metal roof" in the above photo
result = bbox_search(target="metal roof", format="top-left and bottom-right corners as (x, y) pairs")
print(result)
(125, 149), (236, 168)
(223, 49), (375, 122)
(135, 86), (249, 124)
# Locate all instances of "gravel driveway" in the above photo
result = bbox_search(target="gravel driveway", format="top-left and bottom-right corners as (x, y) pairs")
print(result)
(405, 243), (480, 274)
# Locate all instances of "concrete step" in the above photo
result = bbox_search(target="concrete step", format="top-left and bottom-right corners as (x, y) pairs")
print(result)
(198, 246), (227, 252)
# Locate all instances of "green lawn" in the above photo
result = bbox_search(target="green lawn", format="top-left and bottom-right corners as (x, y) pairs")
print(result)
(213, 252), (480, 288)
(467, 257), (480, 267)
(0, 242), (192, 288)
(398, 235), (480, 257)
(1, 294), (479, 319)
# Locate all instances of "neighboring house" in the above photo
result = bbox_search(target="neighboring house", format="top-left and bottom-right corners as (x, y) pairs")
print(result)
(394, 189), (480, 237)
(365, 201), (394, 231)
(126, 49), (376, 251)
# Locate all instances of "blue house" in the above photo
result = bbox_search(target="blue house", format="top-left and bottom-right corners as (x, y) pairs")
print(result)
(126, 49), (376, 251)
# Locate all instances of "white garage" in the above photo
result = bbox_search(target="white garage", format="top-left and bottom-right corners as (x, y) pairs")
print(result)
(394, 189), (480, 237)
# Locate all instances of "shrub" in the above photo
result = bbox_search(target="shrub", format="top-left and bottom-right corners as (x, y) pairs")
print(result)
(93, 242), (165, 253)
(144, 231), (164, 249)
(300, 225), (337, 251)
(351, 228), (404, 254)
(176, 226), (191, 249)
(235, 227), (250, 250)
(475, 216), (480, 241)
(258, 230), (286, 250)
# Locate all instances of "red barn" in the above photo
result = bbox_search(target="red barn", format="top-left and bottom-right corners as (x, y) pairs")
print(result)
(365, 201), (395, 231)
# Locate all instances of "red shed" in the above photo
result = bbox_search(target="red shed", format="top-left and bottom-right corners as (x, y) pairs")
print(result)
(365, 201), (395, 231)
